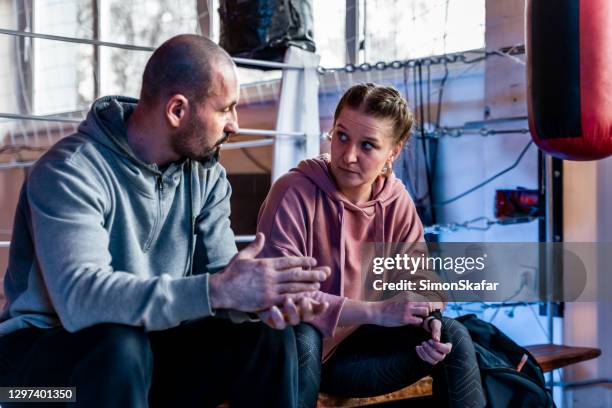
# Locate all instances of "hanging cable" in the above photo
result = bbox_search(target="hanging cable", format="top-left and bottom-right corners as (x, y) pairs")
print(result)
(424, 215), (538, 235)
(434, 140), (534, 207)
(417, 61), (436, 223)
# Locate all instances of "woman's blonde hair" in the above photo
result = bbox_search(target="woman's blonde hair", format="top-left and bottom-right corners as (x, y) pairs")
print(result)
(333, 83), (414, 146)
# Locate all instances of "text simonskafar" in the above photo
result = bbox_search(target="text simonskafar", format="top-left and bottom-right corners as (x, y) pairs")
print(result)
(372, 279), (500, 292)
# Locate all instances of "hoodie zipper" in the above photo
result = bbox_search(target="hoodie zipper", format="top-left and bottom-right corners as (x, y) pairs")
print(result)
(184, 161), (195, 276)
(144, 175), (164, 252)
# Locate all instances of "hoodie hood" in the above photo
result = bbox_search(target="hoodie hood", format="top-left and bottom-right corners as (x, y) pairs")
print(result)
(292, 153), (406, 212)
(77, 96), (218, 176)
(291, 153), (409, 261)
(78, 96), (154, 171)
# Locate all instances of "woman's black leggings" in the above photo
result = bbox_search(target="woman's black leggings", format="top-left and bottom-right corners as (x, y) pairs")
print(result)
(295, 317), (486, 408)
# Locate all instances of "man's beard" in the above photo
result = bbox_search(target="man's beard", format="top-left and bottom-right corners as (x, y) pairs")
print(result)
(172, 114), (225, 165)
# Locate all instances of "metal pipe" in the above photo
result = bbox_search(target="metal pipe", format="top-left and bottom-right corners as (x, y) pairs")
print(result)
(233, 57), (303, 70)
(545, 154), (555, 344)
(0, 28), (155, 51)
(221, 139), (274, 150)
(0, 143), (273, 167)
(463, 116), (528, 128)
(2, 236), (259, 247)
(553, 378), (612, 389)
(0, 112), (81, 123)
(543, 154), (555, 389)
(0, 29), (305, 70)
(234, 235), (256, 243)
(92, 0), (101, 99)
(0, 161), (36, 169)
(0, 116), (309, 139)
(236, 128), (305, 137)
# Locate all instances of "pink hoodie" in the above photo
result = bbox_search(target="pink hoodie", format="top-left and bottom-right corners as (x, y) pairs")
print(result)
(257, 154), (438, 360)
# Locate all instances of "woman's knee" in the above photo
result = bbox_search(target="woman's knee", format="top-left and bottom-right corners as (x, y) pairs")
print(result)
(440, 317), (474, 354)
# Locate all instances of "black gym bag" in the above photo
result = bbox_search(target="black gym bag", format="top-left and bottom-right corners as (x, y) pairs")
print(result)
(456, 314), (556, 408)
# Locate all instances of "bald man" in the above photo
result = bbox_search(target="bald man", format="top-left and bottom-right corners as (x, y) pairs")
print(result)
(0, 35), (328, 408)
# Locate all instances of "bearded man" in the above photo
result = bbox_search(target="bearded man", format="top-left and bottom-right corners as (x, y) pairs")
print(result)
(0, 34), (329, 408)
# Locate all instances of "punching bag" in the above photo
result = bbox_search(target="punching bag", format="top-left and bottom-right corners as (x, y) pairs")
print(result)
(526, 0), (612, 160)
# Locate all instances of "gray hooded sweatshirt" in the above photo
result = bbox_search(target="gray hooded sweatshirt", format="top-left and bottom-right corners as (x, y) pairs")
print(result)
(0, 96), (238, 334)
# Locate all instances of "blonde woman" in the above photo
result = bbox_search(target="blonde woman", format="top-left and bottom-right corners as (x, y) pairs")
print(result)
(258, 83), (486, 408)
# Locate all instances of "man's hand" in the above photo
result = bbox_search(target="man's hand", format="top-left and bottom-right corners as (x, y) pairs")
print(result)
(208, 233), (331, 312)
(258, 297), (329, 330)
(373, 299), (430, 327)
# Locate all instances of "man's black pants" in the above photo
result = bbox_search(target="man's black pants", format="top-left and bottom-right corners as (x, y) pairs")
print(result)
(0, 317), (299, 408)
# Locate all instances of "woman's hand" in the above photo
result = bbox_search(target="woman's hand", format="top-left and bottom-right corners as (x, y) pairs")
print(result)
(258, 297), (329, 330)
(422, 316), (442, 342)
(416, 338), (452, 365)
(373, 299), (430, 327)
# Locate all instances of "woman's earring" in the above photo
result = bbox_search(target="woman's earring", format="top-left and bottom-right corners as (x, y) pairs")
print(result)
(382, 161), (391, 174)
(386, 160), (394, 174)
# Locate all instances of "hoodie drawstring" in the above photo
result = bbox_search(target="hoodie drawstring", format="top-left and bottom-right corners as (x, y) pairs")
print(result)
(338, 201), (346, 297)
(375, 200), (386, 250)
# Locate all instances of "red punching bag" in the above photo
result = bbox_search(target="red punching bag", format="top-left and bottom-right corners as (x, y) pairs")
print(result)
(526, 0), (612, 160)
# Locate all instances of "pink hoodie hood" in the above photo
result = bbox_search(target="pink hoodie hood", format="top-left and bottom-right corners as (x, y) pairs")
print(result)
(294, 153), (405, 210)
(293, 154), (408, 269)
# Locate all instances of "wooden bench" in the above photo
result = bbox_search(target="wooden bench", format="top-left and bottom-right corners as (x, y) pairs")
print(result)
(317, 344), (601, 408)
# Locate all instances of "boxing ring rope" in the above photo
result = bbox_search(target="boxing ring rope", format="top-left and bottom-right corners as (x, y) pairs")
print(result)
(0, 111), (531, 172)
(0, 112), (302, 153)
(0, 28), (304, 70)
(0, 111), (306, 139)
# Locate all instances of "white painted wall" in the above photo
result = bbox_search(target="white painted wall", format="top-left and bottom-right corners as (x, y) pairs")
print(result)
(563, 158), (612, 407)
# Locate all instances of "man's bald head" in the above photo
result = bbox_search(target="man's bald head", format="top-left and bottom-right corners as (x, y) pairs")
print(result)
(140, 34), (235, 106)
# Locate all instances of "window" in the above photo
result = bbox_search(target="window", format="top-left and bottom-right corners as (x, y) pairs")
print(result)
(313, 0), (346, 67)
(99, 0), (200, 97)
(364, 0), (485, 62)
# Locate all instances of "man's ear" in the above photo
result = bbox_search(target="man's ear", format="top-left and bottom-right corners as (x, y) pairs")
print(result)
(165, 94), (189, 129)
